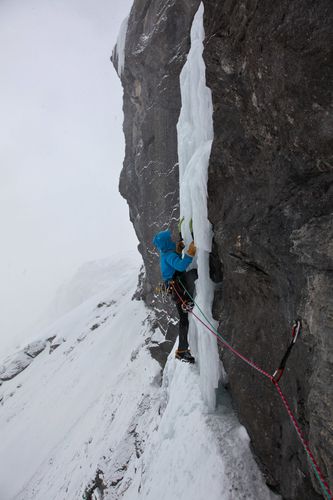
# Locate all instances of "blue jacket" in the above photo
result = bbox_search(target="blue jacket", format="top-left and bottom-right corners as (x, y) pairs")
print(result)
(153, 229), (193, 282)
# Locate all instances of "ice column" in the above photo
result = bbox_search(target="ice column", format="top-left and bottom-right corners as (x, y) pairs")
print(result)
(177, 2), (220, 409)
(113, 15), (129, 76)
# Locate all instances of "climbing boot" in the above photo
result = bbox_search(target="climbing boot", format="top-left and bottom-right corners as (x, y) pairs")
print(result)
(175, 349), (195, 364)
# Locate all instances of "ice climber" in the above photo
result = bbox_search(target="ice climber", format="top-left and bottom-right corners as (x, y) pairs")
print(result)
(153, 229), (197, 363)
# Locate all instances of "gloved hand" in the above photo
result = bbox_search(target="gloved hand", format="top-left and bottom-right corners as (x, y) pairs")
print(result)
(176, 240), (185, 254)
(187, 241), (196, 257)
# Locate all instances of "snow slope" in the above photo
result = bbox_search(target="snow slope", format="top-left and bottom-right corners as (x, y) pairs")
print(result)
(0, 255), (278, 500)
(0, 257), (160, 499)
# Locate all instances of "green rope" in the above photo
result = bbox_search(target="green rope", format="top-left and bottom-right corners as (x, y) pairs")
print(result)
(309, 459), (331, 500)
(178, 277), (232, 347)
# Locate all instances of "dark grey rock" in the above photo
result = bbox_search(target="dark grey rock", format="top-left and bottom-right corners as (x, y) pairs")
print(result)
(83, 469), (106, 500)
(49, 342), (62, 354)
(149, 340), (174, 367)
(23, 340), (47, 358)
(203, 0), (333, 497)
(112, 0), (201, 344)
(49, 336), (65, 354)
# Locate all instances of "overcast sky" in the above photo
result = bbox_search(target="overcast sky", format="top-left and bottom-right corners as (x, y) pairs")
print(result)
(0, 0), (136, 355)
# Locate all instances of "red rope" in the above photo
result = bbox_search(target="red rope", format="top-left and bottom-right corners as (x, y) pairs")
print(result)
(273, 380), (332, 498)
(190, 308), (273, 380)
(171, 284), (332, 499)
(172, 285), (273, 379)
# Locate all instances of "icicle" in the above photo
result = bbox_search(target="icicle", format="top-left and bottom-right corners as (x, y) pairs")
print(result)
(177, 2), (220, 409)
(113, 15), (129, 76)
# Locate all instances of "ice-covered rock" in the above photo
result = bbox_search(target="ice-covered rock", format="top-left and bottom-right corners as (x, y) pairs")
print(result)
(0, 340), (47, 381)
(0, 352), (33, 381)
(23, 340), (47, 358)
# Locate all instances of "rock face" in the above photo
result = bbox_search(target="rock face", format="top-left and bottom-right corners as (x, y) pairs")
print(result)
(112, 0), (201, 360)
(202, 1), (333, 498)
(114, 0), (332, 498)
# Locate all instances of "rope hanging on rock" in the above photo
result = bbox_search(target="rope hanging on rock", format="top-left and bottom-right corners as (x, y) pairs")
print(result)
(172, 279), (332, 500)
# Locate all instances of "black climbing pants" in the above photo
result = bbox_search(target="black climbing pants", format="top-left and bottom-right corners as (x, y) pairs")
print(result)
(171, 269), (197, 351)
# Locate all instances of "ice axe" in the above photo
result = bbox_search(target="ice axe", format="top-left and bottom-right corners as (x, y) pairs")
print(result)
(178, 216), (194, 242)
(178, 216), (185, 241)
(189, 218), (194, 240)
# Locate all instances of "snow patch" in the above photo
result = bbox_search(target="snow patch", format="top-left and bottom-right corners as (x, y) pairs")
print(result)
(126, 349), (279, 500)
(0, 258), (160, 499)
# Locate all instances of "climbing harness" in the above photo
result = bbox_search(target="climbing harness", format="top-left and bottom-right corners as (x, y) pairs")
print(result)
(155, 282), (172, 302)
(272, 319), (301, 382)
(172, 279), (332, 500)
(168, 276), (194, 312)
